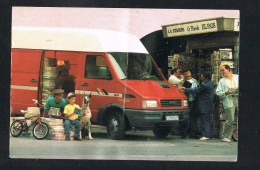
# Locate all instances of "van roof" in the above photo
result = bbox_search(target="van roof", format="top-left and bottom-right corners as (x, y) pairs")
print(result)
(12, 27), (148, 53)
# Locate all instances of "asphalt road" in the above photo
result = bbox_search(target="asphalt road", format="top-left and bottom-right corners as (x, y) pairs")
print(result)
(9, 125), (237, 161)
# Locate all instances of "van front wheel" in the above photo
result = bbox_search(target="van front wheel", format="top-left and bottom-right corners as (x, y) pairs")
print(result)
(107, 112), (126, 140)
(153, 125), (171, 138)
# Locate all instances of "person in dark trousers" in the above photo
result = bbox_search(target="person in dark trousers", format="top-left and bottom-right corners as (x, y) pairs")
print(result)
(182, 69), (199, 138)
(182, 71), (214, 140)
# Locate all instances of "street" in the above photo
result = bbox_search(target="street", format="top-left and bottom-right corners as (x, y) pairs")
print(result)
(10, 125), (237, 161)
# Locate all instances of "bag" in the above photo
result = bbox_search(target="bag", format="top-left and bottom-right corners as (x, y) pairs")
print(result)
(25, 107), (39, 121)
(24, 111), (38, 119)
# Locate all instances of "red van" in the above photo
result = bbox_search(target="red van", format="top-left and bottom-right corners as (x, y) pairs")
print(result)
(11, 27), (189, 139)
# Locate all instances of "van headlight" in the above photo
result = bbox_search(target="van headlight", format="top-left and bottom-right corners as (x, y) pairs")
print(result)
(142, 100), (158, 108)
(183, 100), (188, 107)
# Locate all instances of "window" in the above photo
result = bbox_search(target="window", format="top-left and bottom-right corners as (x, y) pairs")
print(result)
(108, 52), (163, 80)
(85, 55), (111, 79)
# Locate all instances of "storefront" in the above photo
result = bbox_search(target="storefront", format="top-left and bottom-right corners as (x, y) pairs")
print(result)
(141, 17), (239, 137)
(162, 17), (239, 79)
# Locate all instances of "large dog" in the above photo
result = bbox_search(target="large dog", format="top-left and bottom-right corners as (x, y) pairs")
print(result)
(81, 94), (93, 140)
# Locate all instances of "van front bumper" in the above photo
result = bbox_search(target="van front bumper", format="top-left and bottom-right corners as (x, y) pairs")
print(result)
(124, 108), (189, 128)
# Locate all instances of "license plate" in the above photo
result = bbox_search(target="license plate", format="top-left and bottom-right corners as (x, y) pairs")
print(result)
(166, 115), (179, 121)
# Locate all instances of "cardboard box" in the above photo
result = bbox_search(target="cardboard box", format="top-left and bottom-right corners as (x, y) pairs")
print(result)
(43, 79), (56, 90)
(41, 117), (63, 126)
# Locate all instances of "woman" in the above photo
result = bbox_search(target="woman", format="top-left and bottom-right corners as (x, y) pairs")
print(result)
(216, 64), (238, 142)
(183, 71), (214, 140)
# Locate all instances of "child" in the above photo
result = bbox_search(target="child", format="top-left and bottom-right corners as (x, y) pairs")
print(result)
(81, 95), (93, 140)
(63, 92), (81, 141)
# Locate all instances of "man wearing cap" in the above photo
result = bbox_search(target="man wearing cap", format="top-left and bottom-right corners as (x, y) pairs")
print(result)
(44, 89), (68, 116)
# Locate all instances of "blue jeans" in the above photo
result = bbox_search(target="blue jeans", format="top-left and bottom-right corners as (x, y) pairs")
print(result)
(200, 112), (211, 138)
(64, 119), (80, 138)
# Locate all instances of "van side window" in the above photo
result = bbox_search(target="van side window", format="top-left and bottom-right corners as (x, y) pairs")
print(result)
(85, 55), (111, 79)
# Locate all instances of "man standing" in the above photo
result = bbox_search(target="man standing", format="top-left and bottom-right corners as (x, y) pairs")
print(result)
(183, 71), (214, 140)
(44, 89), (68, 116)
(183, 69), (199, 138)
(168, 68), (184, 87)
(183, 69), (198, 89)
(216, 64), (238, 142)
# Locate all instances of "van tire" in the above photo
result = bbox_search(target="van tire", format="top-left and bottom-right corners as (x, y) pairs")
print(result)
(107, 112), (126, 140)
(152, 125), (171, 138)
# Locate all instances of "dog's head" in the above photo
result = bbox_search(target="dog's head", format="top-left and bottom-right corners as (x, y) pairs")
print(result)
(84, 93), (92, 104)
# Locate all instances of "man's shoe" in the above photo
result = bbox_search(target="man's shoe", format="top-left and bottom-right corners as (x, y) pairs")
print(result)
(199, 137), (210, 141)
(221, 138), (231, 142)
(88, 136), (93, 140)
(74, 136), (82, 141)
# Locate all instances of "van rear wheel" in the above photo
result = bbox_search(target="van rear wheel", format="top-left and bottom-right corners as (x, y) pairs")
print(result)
(107, 112), (126, 140)
(153, 125), (171, 138)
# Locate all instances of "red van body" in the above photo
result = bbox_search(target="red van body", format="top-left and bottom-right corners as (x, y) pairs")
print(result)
(11, 27), (189, 139)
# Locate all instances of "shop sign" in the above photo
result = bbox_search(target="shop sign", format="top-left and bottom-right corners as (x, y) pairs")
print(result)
(165, 20), (218, 37)
(234, 19), (240, 31)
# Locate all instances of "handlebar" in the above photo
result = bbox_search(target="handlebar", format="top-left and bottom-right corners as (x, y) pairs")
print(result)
(32, 99), (38, 103)
(32, 99), (44, 108)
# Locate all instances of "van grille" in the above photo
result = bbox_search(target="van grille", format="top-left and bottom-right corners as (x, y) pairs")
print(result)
(160, 100), (182, 107)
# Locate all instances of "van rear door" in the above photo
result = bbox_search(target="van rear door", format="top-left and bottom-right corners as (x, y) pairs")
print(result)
(11, 49), (42, 114)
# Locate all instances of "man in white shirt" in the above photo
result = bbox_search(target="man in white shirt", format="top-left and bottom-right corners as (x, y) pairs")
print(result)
(216, 64), (238, 142)
(183, 69), (198, 89)
(182, 69), (199, 138)
(168, 68), (184, 86)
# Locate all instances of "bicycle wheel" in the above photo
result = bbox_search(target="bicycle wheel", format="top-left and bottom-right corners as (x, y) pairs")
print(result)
(10, 120), (23, 137)
(32, 122), (49, 140)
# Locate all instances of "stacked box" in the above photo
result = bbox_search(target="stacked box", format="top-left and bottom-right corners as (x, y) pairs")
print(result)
(43, 67), (58, 79)
(41, 117), (66, 140)
(42, 59), (58, 105)
(51, 125), (66, 140)
(44, 58), (57, 67)
(41, 117), (63, 126)
(43, 78), (56, 89)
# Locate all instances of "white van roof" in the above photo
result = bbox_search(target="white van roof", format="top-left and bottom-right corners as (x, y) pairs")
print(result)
(12, 27), (148, 53)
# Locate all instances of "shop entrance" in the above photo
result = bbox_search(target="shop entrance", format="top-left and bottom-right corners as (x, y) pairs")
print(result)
(170, 46), (237, 138)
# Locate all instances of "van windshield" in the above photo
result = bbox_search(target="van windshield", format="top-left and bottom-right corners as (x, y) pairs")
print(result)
(108, 52), (163, 80)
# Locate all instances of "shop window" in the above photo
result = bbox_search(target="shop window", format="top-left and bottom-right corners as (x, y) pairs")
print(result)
(85, 55), (111, 79)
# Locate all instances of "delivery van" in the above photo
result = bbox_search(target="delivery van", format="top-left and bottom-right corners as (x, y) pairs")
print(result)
(11, 27), (189, 139)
